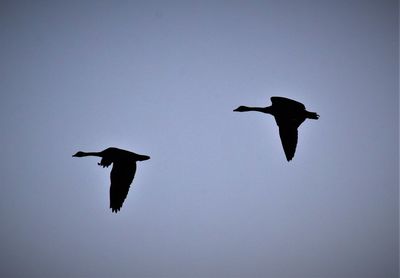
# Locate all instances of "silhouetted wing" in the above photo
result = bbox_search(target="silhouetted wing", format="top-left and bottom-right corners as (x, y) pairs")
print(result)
(278, 125), (298, 161)
(109, 162), (137, 212)
(271, 97), (305, 110)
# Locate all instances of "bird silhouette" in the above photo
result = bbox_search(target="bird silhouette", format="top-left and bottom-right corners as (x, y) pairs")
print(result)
(234, 96), (319, 161)
(73, 147), (150, 212)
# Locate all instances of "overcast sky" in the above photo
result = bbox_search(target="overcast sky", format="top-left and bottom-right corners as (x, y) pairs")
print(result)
(0, 1), (398, 277)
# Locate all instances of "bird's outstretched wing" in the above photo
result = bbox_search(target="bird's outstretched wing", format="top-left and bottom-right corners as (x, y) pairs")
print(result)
(109, 162), (137, 212)
(271, 96), (305, 110)
(278, 125), (298, 161)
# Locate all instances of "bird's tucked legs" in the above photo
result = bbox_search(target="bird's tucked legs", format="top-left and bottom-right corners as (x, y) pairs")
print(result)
(98, 158), (112, 168)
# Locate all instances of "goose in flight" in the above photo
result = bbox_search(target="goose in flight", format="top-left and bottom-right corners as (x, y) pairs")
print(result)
(234, 96), (319, 161)
(73, 147), (150, 212)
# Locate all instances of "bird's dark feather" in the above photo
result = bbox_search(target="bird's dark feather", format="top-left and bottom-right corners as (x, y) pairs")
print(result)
(271, 96), (305, 110)
(110, 162), (137, 213)
(278, 125), (298, 161)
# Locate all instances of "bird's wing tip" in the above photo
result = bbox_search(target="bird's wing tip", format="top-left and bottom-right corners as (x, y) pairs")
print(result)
(111, 207), (121, 213)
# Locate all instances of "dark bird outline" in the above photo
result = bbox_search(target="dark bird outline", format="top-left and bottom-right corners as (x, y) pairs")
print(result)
(234, 96), (319, 161)
(73, 147), (150, 212)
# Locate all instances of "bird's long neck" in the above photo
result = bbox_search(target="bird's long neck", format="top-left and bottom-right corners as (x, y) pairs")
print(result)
(238, 106), (273, 114)
(80, 151), (103, 157)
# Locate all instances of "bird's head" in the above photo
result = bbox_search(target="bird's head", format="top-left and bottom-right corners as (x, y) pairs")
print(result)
(72, 151), (86, 157)
(233, 106), (250, 112)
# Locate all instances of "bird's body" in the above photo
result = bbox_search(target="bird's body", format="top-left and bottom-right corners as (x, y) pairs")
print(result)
(234, 96), (319, 161)
(73, 147), (150, 212)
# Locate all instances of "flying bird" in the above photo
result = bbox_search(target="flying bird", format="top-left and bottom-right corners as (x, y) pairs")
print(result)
(234, 96), (319, 161)
(73, 147), (150, 212)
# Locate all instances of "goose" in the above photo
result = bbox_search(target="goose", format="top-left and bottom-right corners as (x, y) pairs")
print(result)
(234, 96), (319, 161)
(73, 147), (150, 212)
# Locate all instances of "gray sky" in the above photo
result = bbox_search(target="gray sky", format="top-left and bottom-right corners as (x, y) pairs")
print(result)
(0, 1), (398, 277)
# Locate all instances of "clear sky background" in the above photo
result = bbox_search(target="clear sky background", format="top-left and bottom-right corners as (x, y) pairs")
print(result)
(0, 1), (398, 277)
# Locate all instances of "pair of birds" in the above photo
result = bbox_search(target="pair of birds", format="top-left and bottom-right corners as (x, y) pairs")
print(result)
(73, 97), (319, 213)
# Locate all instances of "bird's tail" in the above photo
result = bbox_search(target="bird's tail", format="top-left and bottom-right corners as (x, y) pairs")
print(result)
(136, 154), (150, 161)
(306, 111), (320, 119)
